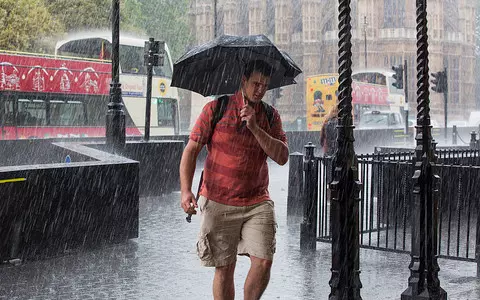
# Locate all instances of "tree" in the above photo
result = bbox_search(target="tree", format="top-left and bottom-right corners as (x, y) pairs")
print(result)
(45, 0), (142, 34)
(136, 0), (193, 61)
(0, 0), (61, 51)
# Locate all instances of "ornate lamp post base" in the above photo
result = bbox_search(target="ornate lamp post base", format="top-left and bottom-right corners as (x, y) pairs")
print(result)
(401, 289), (447, 300)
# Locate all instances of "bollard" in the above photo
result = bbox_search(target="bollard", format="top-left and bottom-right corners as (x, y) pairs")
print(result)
(470, 131), (477, 149)
(300, 142), (318, 251)
(452, 125), (457, 145)
(287, 152), (304, 218)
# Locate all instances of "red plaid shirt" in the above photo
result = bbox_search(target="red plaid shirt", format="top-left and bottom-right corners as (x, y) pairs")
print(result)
(190, 91), (287, 206)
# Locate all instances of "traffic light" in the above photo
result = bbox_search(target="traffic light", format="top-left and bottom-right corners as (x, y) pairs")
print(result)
(431, 69), (447, 93)
(392, 64), (404, 89)
(144, 38), (165, 67)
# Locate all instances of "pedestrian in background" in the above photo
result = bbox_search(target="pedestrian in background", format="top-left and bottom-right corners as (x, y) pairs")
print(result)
(320, 105), (339, 157)
(320, 105), (339, 193)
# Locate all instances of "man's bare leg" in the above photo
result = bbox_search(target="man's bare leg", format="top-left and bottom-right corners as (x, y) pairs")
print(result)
(244, 256), (272, 300)
(213, 263), (236, 300)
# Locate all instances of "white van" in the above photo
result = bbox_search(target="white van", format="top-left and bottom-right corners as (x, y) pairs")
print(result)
(358, 110), (404, 129)
(468, 111), (480, 127)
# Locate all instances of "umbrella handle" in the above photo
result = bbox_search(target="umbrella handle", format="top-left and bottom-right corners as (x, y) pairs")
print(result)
(240, 89), (247, 128)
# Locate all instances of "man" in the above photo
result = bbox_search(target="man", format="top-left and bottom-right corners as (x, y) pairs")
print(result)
(180, 60), (289, 300)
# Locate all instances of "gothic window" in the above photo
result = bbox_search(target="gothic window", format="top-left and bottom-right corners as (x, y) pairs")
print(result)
(444, 0), (458, 33)
(384, 0), (405, 28)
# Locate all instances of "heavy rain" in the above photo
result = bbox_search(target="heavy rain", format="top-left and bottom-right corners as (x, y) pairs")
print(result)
(0, 0), (479, 299)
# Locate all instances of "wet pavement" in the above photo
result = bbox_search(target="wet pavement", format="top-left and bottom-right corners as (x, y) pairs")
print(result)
(1, 162), (479, 299)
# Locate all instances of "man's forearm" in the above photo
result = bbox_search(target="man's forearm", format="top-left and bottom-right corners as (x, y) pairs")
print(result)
(250, 125), (289, 165)
(180, 151), (197, 193)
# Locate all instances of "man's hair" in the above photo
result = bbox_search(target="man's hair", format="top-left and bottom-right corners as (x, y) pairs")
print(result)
(244, 60), (274, 79)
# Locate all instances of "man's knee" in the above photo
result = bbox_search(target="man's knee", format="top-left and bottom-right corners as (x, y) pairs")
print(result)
(215, 263), (236, 279)
(250, 256), (273, 271)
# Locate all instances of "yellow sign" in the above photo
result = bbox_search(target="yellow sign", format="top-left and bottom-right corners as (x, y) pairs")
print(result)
(158, 79), (168, 96)
(305, 74), (339, 131)
(0, 178), (26, 184)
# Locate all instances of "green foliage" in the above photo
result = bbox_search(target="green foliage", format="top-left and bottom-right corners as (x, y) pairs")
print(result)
(45, 0), (142, 33)
(0, 0), (191, 60)
(122, 0), (145, 34)
(0, 0), (61, 51)
(45, 0), (111, 31)
(136, 0), (193, 62)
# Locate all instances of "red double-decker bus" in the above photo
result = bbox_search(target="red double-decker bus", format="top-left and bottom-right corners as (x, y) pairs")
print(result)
(0, 33), (180, 140)
(0, 51), (136, 139)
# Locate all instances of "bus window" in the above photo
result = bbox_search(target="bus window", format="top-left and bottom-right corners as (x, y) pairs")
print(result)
(2, 98), (14, 125)
(17, 99), (46, 126)
(157, 98), (174, 127)
(376, 73), (386, 85)
(119, 45), (173, 78)
(84, 95), (108, 126)
(49, 100), (86, 126)
(120, 45), (146, 74)
(353, 72), (387, 86)
(352, 73), (372, 83)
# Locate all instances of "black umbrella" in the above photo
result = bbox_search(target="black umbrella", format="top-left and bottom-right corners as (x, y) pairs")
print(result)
(171, 34), (302, 97)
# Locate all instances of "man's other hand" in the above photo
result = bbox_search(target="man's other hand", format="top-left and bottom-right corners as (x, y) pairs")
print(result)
(181, 191), (198, 214)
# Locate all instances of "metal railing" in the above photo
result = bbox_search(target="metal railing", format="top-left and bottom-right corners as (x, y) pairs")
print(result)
(318, 155), (479, 261)
(290, 146), (480, 270)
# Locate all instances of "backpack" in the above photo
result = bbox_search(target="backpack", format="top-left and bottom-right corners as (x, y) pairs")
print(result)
(207, 95), (275, 144)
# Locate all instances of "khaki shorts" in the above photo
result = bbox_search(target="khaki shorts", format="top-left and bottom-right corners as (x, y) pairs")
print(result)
(196, 196), (277, 267)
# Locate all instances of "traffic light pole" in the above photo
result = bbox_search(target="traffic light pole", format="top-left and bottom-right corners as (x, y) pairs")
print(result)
(143, 38), (164, 142)
(144, 38), (154, 142)
(404, 59), (409, 136)
(443, 67), (448, 143)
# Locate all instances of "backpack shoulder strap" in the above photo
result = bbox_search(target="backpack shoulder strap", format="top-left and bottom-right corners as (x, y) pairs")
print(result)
(208, 95), (229, 144)
(261, 101), (275, 128)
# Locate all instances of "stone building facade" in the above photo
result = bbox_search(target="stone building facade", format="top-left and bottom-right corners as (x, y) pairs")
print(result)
(188, 0), (476, 125)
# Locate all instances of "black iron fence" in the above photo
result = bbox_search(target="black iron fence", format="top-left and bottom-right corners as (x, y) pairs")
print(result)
(290, 146), (480, 269)
(373, 146), (480, 166)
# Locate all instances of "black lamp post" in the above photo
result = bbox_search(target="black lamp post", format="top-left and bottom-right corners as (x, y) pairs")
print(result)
(401, 0), (446, 299)
(363, 15), (368, 69)
(106, 0), (126, 151)
(328, 0), (362, 298)
(214, 0), (217, 38)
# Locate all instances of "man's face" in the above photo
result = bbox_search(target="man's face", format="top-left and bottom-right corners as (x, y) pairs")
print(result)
(242, 71), (271, 103)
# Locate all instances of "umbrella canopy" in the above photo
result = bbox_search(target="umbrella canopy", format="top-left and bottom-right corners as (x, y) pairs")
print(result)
(171, 34), (302, 97)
